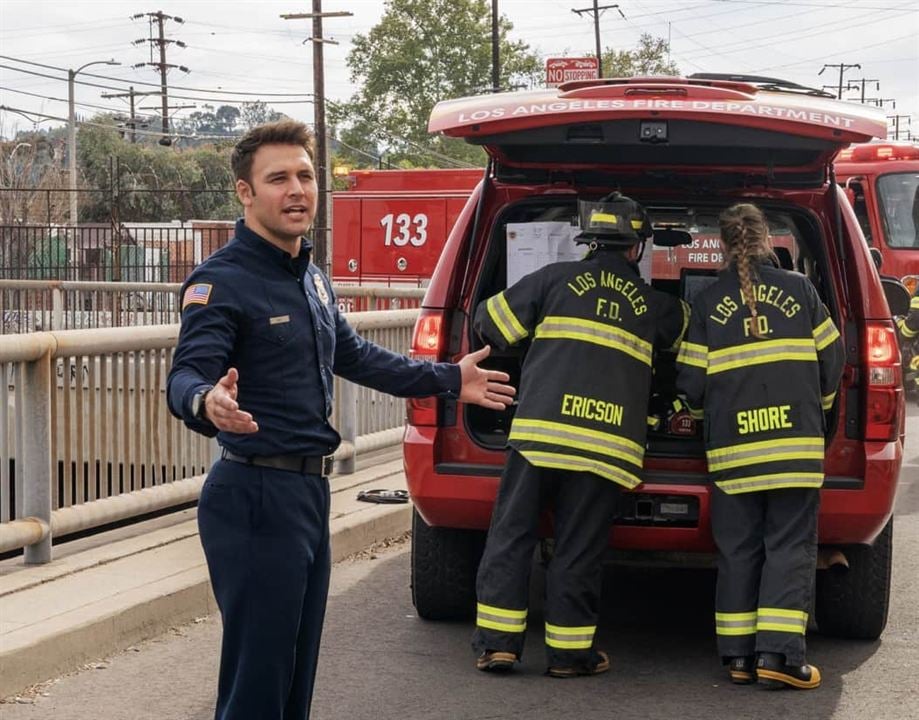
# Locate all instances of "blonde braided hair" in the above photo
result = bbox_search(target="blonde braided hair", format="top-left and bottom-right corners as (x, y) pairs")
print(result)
(718, 204), (776, 338)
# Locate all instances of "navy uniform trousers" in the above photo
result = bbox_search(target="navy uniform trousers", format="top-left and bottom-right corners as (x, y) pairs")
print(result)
(198, 458), (331, 720)
(711, 485), (819, 667)
(473, 449), (620, 669)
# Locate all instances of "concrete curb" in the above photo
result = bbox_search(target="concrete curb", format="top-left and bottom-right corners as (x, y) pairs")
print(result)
(0, 500), (412, 699)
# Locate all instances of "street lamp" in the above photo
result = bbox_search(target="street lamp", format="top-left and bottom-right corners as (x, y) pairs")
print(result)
(68, 59), (120, 226)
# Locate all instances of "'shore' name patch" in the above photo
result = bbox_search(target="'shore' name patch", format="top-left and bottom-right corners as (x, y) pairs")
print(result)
(183, 283), (213, 309)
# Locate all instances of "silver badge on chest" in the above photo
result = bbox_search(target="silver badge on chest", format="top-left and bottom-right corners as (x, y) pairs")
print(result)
(313, 273), (330, 304)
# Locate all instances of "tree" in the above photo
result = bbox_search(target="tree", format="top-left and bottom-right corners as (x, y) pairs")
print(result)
(331, 0), (541, 168)
(240, 101), (284, 130)
(75, 118), (238, 223)
(602, 33), (680, 78)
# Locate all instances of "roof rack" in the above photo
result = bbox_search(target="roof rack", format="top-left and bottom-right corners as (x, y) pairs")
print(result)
(687, 73), (835, 98)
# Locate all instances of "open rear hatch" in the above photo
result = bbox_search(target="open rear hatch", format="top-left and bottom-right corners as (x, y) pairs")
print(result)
(429, 75), (887, 188)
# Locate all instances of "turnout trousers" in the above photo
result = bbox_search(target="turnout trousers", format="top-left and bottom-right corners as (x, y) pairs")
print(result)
(711, 485), (819, 667)
(472, 449), (620, 669)
(197, 458), (332, 720)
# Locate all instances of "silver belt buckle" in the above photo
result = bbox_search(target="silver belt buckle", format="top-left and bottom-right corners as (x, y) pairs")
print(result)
(322, 455), (335, 476)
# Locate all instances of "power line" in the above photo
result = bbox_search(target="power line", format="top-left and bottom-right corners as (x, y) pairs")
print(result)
(0, 64), (313, 106)
(0, 85), (156, 118)
(0, 55), (315, 97)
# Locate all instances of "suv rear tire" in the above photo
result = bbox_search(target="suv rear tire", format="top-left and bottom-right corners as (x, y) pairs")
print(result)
(411, 509), (486, 620)
(815, 517), (893, 640)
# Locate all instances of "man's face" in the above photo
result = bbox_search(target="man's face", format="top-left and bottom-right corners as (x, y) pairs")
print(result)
(236, 143), (317, 247)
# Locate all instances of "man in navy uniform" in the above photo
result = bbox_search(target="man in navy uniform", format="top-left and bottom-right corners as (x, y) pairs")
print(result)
(167, 119), (515, 720)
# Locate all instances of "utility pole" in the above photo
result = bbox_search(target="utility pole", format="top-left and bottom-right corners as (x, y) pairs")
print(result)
(572, 2), (624, 77)
(491, 0), (500, 92)
(887, 115), (910, 140)
(131, 11), (188, 145)
(846, 77), (879, 104)
(281, 3), (353, 277)
(868, 98), (896, 109)
(818, 63), (860, 99)
(101, 87), (160, 143)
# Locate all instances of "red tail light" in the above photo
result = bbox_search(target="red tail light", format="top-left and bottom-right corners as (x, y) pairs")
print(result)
(862, 321), (903, 441)
(408, 309), (448, 426)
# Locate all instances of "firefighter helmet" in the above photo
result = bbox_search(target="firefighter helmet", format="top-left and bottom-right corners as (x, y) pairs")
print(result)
(574, 192), (653, 246)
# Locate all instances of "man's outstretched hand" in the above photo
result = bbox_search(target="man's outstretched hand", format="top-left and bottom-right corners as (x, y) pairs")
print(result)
(457, 345), (516, 411)
(204, 367), (259, 434)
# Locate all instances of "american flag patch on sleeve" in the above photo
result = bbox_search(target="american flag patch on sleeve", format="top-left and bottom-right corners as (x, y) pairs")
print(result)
(182, 283), (213, 309)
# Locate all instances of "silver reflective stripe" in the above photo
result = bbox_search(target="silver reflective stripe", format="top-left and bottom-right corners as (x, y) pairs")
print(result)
(707, 437), (824, 472)
(510, 418), (644, 468)
(757, 609), (807, 634)
(676, 341), (708, 369)
(714, 612), (757, 636)
(716, 472), (824, 494)
(478, 610), (526, 627)
(707, 339), (816, 374)
(813, 317), (840, 351)
(535, 316), (652, 366)
(486, 293), (528, 344)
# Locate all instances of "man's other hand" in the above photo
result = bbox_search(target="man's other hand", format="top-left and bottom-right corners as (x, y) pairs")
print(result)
(457, 345), (516, 411)
(205, 367), (259, 433)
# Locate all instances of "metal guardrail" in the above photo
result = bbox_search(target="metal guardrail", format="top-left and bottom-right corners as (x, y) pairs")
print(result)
(0, 280), (426, 333)
(0, 308), (421, 562)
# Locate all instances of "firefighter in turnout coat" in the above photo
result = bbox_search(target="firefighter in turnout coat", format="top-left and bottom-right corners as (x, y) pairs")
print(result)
(472, 193), (688, 677)
(676, 203), (844, 690)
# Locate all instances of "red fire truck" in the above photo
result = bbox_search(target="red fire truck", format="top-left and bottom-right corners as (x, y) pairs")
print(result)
(331, 168), (482, 285)
(331, 168), (801, 284)
(835, 141), (919, 293)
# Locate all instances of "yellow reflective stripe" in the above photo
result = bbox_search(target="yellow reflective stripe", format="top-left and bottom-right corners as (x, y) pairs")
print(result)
(706, 437), (825, 472)
(757, 608), (808, 634)
(715, 611), (757, 636)
(708, 338), (816, 374)
(592, 212), (618, 225)
(486, 293), (528, 345)
(898, 318), (918, 338)
(676, 340), (708, 369)
(716, 472), (824, 494)
(510, 418), (644, 467)
(911, 296), (919, 311)
(669, 300), (691, 352)
(688, 406), (704, 420)
(476, 603), (527, 633)
(813, 317), (840, 351)
(535, 316), (652, 366)
(520, 450), (642, 489)
(545, 622), (596, 649)
(821, 392), (836, 410)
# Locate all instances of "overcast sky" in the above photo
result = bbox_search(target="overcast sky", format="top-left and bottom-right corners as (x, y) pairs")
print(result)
(0, 0), (917, 142)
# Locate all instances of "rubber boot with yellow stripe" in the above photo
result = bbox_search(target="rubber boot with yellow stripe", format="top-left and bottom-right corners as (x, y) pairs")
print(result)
(756, 652), (822, 690)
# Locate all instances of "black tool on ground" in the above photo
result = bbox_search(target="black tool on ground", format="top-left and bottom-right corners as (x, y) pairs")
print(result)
(356, 489), (409, 504)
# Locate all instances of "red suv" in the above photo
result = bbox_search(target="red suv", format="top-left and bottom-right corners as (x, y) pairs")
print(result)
(404, 75), (905, 641)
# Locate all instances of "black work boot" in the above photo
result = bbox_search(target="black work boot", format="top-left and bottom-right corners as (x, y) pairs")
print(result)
(756, 652), (821, 690)
(727, 655), (756, 685)
(476, 650), (518, 673)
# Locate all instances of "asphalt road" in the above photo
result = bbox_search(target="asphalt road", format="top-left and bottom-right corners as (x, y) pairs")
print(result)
(3, 405), (917, 720)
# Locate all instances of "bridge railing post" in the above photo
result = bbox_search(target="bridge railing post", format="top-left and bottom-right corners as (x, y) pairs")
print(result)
(22, 342), (54, 563)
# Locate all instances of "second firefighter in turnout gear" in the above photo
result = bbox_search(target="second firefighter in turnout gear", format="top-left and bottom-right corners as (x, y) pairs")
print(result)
(472, 193), (688, 677)
(676, 203), (844, 690)
(896, 288), (919, 399)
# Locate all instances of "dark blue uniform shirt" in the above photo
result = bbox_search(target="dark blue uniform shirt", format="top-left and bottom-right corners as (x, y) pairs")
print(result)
(167, 219), (460, 457)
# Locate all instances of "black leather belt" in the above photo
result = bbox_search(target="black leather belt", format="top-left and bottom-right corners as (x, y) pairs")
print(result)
(221, 449), (334, 476)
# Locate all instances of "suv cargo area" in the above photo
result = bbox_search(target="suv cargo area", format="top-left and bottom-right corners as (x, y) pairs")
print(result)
(405, 76), (902, 641)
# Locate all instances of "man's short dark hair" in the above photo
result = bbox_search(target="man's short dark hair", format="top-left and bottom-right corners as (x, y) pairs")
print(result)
(231, 119), (315, 185)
